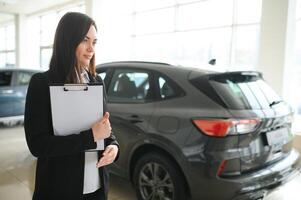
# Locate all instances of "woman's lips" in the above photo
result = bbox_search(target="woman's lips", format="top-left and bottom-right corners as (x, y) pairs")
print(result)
(84, 55), (92, 59)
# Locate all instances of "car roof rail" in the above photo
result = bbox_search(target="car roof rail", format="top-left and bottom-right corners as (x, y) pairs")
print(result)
(99, 61), (172, 66)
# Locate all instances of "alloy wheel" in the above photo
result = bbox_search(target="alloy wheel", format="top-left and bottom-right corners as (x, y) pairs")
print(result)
(139, 162), (174, 200)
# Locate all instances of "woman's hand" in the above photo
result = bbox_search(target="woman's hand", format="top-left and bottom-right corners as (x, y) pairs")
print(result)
(96, 145), (119, 168)
(92, 112), (111, 141)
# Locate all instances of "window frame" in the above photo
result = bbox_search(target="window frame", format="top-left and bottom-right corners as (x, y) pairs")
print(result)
(105, 67), (155, 104)
(153, 71), (186, 101)
(0, 23), (16, 68)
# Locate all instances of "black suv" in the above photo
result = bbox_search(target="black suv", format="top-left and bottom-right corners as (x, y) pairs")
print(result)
(96, 61), (301, 200)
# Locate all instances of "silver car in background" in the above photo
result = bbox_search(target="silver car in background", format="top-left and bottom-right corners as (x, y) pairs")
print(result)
(0, 68), (41, 125)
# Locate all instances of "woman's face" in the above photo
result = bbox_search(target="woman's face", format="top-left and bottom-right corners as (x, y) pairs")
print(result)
(76, 25), (97, 69)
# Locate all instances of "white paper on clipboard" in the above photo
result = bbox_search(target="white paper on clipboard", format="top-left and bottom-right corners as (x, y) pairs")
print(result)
(49, 84), (104, 150)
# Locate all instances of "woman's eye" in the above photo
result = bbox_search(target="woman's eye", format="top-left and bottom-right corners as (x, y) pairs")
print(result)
(83, 38), (88, 42)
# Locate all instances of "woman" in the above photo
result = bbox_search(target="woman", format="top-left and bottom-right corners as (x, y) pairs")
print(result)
(24, 12), (119, 200)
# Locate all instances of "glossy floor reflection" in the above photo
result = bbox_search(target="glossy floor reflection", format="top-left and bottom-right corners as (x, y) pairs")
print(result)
(0, 125), (300, 200)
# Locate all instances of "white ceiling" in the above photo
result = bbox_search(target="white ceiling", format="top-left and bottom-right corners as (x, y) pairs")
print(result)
(0, 0), (79, 15)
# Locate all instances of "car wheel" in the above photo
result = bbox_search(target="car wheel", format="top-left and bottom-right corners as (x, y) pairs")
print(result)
(133, 152), (187, 200)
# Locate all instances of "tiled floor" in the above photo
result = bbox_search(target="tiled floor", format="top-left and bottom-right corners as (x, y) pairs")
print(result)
(0, 125), (300, 200)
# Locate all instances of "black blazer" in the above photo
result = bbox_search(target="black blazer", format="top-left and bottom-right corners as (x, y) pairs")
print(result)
(24, 70), (119, 200)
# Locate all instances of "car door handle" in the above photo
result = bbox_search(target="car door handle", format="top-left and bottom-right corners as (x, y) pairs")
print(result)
(129, 115), (143, 123)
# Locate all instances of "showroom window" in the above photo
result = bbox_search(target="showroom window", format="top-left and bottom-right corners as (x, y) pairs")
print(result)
(97, 0), (262, 71)
(290, 0), (301, 132)
(0, 23), (15, 68)
(26, 3), (85, 69)
(176, 0), (262, 70)
(295, 1), (301, 67)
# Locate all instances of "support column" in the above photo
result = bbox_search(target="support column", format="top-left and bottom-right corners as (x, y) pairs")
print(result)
(257, 0), (291, 96)
(15, 14), (26, 67)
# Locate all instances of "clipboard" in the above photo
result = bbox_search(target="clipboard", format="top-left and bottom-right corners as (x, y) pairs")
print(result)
(49, 83), (104, 150)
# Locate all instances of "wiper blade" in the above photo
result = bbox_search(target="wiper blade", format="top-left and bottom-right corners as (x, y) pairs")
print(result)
(269, 100), (283, 107)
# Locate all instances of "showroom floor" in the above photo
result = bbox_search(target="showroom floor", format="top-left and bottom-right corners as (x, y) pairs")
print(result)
(0, 125), (300, 200)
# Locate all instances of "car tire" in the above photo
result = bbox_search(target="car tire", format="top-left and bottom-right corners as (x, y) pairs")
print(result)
(133, 152), (187, 200)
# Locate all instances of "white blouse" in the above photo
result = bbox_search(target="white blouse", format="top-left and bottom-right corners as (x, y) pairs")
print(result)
(81, 70), (101, 194)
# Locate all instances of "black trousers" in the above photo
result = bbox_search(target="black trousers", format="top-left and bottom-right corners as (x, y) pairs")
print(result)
(83, 188), (105, 200)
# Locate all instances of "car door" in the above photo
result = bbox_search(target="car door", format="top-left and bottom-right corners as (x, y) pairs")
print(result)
(148, 73), (188, 146)
(0, 70), (14, 117)
(99, 67), (156, 176)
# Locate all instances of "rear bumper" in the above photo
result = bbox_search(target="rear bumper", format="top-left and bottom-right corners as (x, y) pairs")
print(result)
(186, 149), (301, 200)
(232, 148), (301, 199)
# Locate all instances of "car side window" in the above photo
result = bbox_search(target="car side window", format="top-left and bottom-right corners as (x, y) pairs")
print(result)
(98, 71), (106, 81)
(159, 77), (176, 99)
(157, 75), (186, 100)
(0, 71), (12, 86)
(107, 69), (150, 103)
(17, 72), (33, 86)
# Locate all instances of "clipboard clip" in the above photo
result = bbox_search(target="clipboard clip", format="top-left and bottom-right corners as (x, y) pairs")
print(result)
(63, 84), (88, 91)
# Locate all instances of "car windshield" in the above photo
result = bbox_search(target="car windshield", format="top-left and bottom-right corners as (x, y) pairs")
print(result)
(0, 71), (12, 86)
(190, 72), (282, 110)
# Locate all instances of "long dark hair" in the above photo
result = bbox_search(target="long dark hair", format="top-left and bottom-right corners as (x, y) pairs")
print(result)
(49, 12), (97, 83)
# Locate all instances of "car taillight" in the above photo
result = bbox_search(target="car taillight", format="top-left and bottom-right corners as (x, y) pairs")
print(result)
(192, 118), (260, 137)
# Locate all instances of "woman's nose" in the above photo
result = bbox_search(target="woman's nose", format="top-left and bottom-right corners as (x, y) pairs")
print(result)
(87, 43), (94, 52)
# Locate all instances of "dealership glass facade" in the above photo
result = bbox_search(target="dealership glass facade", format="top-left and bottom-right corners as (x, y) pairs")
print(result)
(0, 0), (300, 132)
(25, 3), (85, 69)
(95, 0), (262, 71)
(0, 23), (15, 68)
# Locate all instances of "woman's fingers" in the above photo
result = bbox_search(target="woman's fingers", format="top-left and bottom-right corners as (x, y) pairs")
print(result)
(96, 157), (105, 168)
(103, 145), (114, 156)
(96, 155), (113, 168)
(101, 112), (110, 124)
(96, 145), (118, 168)
(92, 112), (112, 141)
